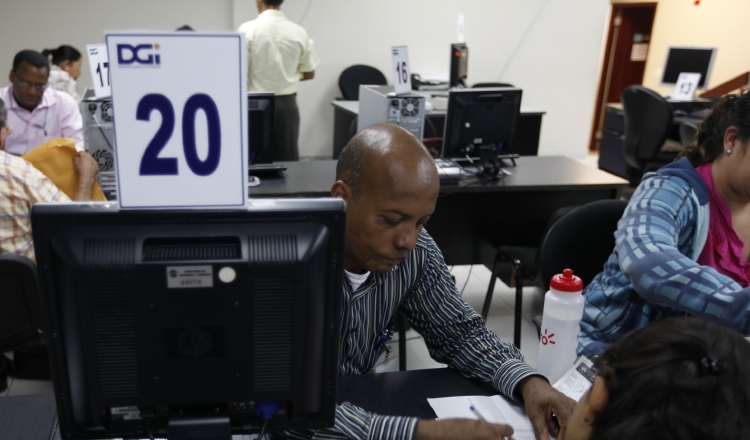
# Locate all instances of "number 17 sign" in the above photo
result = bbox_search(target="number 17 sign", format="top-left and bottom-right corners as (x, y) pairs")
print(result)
(106, 32), (247, 209)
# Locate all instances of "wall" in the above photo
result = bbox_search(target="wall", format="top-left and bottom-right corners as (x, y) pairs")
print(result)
(0, 0), (610, 159)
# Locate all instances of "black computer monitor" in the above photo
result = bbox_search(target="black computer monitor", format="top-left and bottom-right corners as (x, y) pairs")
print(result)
(449, 43), (468, 89)
(32, 199), (344, 440)
(441, 87), (522, 179)
(660, 46), (717, 90)
(248, 92), (275, 164)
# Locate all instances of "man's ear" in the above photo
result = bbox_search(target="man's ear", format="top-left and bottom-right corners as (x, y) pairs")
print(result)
(8, 69), (14, 84)
(331, 180), (351, 200)
(584, 376), (609, 421)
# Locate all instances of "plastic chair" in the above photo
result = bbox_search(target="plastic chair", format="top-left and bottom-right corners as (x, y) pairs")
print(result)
(338, 65), (387, 101)
(620, 85), (675, 186)
(483, 199), (628, 348)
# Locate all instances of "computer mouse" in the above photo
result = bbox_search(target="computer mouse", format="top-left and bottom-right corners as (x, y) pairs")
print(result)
(248, 175), (261, 187)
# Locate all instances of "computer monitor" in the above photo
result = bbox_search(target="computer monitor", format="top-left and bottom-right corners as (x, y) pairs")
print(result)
(449, 43), (468, 89)
(32, 199), (345, 440)
(248, 92), (275, 164)
(441, 87), (522, 179)
(660, 46), (717, 90)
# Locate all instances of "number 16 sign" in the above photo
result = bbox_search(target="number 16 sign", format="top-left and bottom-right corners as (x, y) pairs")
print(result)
(106, 32), (248, 209)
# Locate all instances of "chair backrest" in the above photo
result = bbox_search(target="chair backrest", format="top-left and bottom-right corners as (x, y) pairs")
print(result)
(0, 254), (43, 352)
(472, 82), (514, 88)
(620, 85), (673, 170)
(679, 121), (699, 148)
(338, 65), (387, 100)
(539, 199), (628, 291)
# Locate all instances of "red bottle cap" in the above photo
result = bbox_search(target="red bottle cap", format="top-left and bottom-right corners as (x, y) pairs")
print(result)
(549, 268), (583, 292)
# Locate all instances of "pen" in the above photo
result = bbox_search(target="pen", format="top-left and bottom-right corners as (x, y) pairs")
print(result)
(468, 399), (488, 422)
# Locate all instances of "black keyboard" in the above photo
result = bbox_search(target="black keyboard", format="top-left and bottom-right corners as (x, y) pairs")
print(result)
(249, 164), (287, 175)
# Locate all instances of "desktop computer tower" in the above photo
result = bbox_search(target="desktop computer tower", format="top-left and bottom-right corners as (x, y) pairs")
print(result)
(358, 85), (425, 141)
(80, 88), (117, 195)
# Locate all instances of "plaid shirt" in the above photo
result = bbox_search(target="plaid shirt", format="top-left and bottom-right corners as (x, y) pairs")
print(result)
(280, 230), (538, 440)
(0, 150), (70, 261)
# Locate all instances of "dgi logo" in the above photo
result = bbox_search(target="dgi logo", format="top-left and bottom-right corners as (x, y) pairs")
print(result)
(117, 43), (161, 66)
(540, 328), (555, 346)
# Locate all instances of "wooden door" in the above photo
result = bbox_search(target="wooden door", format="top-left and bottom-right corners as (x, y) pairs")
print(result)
(589, 3), (656, 151)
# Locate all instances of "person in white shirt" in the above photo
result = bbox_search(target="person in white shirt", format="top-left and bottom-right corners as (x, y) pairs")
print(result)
(42, 45), (82, 101)
(0, 50), (84, 156)
(238, 0), (319, 161)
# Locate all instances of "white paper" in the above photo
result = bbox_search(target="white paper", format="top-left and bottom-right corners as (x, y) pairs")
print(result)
(390, 46), (412, 95)
(672, 72), (702, 101)
(630, 43), (648, 62)
(86, 44), (111, 98)
(552, 356), (596, 401)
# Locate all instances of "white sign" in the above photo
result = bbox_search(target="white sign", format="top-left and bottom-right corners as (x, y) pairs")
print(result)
(672, 72), (702, 101)
(391, 46), (412, 95)
(457, 13), (465, 43)
(86, 44), (111, 98)
(106, 32), (248, 209)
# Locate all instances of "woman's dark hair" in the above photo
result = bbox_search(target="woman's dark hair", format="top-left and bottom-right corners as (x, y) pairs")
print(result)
(590, 317), (750, 440)
(41, 45), (82, 66)
(678, 88), (750, 166)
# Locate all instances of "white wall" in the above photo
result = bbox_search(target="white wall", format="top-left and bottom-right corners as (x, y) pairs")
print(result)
(0, 0), (609, 159)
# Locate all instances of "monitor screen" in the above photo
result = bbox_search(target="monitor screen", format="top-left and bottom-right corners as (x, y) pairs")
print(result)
(441, 87), (523, 159)
(660, 46), (717, 90)
(449, 43), (468, 89)
(32, 199), (344, 439)
(248, 93), (275, 164)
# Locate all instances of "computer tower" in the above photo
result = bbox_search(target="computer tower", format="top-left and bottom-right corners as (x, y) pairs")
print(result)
(358, 85), (425, 141)
(80, 88), (117, 196)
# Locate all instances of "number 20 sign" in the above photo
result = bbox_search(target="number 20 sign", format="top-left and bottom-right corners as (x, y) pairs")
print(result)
(106, 32), (248, 208)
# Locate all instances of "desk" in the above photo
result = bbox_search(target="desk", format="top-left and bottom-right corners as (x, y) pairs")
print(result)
(598, 101), (712, 179)
(331, 100), (546, 159)
(0, 368), (495, 439)
(250, 156), (628, 266)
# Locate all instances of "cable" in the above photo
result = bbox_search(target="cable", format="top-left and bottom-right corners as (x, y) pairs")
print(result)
(297, 0), (313, 25)
(459, 265), (473, 296)
(496, 0), (552, 82)
(258, 419), (269, 440)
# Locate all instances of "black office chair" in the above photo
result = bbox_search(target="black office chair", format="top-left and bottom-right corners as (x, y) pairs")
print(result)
(482, 206), (577, 348)
(620, 85), (676, 186)
(338, 65), (388, 100)
(0, 254), (45, 391)
(472, 82), (514, 88)
(679, 121), (699, 148)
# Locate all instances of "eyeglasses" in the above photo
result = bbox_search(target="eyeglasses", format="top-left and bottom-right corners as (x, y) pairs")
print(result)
(13, 72), (47, 92)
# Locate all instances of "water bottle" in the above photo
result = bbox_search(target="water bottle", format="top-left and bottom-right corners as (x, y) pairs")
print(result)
(536, 268), (585, 384)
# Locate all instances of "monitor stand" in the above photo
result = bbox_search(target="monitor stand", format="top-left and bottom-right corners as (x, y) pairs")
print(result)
(477, 145), (518, 180)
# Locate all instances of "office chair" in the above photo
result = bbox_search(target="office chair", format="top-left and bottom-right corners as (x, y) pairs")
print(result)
(620, 85), (675, 186)
(472, 82), (514, 88)
(482, 199), (627, 348)
(679, 121), (699, 148)
(0, 254), (45, 390)
(338, 65), (388, 100)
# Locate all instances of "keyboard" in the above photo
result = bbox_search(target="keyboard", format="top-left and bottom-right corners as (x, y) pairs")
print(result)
(249, 164), (287, 175)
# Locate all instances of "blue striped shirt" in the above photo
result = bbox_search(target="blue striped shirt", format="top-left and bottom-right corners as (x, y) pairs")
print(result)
(279, 229), (538, 440)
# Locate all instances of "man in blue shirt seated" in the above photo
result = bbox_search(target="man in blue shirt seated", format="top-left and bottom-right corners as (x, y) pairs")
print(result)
(292, 123), (573, 440)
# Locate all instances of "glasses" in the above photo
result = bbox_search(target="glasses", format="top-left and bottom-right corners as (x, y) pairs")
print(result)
(13, 72), (47, 92)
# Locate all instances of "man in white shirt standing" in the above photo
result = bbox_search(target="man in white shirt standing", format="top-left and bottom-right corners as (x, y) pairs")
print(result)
(0, 50), (83, 156)
(238, 0), (319, 161)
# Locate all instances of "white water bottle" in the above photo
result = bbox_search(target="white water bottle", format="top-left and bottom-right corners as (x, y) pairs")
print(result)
(536, 268), (584, 384)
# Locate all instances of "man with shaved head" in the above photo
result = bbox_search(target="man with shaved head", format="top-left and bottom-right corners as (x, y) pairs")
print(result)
(295, 124), (573, 440)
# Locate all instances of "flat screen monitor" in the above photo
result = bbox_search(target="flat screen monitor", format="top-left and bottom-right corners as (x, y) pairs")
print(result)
(441, 87), (523, 161)
(660, 46), (717, 90)
(248, 92), (275, 164)
(32, 199), (345, 439)
(449, 43), (468, 89)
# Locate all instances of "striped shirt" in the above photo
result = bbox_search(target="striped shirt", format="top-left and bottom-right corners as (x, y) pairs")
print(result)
(0, 150), (70, 261)
(279, 229), (538, 440)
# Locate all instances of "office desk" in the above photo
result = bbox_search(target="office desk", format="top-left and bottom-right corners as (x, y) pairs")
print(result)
(0, 368), (495, 439)
(250, 156), (628, 266)
(331, 100), (546, 159)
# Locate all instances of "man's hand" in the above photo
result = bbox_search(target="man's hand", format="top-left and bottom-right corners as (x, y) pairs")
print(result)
(415, 419), (513, 440)
(73, 151), (99, 201)
(519, 376), (575, 440)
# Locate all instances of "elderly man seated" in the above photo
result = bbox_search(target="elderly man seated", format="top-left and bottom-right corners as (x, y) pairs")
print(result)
(0, 97), (97, 260)
(0, 49), (83, 156)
